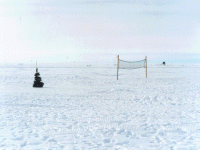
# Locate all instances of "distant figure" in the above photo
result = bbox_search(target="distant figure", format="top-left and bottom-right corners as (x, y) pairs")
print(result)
(162, 62), (165, 65)
(33, 67), (44, 87)
(33, 61), (44, 88)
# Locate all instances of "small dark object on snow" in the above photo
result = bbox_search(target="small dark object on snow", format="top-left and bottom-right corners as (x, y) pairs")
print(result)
(33, 63), (44, 87)
(162, 62), (165, 65)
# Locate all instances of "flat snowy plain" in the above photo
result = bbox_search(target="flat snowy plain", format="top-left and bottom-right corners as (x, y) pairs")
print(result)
(0, 64), (200, 149)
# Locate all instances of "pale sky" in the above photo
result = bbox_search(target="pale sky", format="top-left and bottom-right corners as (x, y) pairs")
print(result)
(0, 0), (200, 63)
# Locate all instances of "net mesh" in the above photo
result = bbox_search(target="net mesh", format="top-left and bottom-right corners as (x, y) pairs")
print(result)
(119, 59), (146, 69)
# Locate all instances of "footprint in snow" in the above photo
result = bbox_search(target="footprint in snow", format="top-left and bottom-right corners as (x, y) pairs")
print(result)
(20, 141), (27, 148)
(13, 136), (24, 141)
(42, 136), (49, 141)
(117, 129), (125, 134)
(116, 141), (129, 145)
(33, 133), (39, 137)
(155, 136), (162, 143)
(48, 139), (57, 143)
(103, 139), (111, 143)
(126, 131), (133, 137)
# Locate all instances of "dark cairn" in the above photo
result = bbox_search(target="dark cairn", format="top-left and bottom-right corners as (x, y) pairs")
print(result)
(33, 68), (44, 87)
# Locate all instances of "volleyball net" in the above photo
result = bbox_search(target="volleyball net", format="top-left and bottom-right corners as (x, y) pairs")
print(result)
(117, 55), (147, 79)
(118, 59), (146, 69)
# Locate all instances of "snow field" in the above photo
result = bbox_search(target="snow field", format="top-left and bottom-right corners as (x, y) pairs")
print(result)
(0, 66), (200, 149)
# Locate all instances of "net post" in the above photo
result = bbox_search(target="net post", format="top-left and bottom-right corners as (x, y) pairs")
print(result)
(145, 56), (147, 78)
(117, 55), (119, 80)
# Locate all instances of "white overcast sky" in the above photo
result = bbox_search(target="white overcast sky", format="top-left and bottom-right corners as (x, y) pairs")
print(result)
(0, 0), (200, 63)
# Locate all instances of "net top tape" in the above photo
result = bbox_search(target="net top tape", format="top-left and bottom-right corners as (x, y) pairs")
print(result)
(119, 59), (145, 63)
(118, 59), (146, 69)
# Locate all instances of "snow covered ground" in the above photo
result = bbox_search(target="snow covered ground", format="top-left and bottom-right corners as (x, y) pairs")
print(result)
(0, 64), (200, 149)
